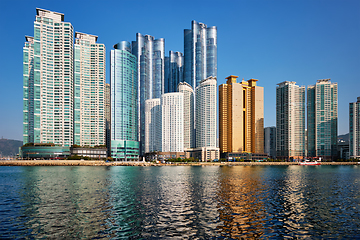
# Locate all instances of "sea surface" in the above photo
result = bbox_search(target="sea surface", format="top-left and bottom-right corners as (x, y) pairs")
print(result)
(0, 165), (359, 239)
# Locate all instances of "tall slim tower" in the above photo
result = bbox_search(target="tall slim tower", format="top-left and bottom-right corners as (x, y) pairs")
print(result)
(74, 32), (105, 146)
(105, 83), (111, 153)
(219, 76), (264, 154)
(349, 97), (360, 158)
(276, 81), (305, 160)
(145, 98), (161, 153)
(264, 127), (276, 159)
(184, 20), (217, 89)
(307, 79), (338, 160)
(164, 51), (183, 93)
(23, 8), (74, 147)
(178, 82), (194, 149)
(131, 33), (165, 155)
(196, 77), (217, 148)
(161, 93), (184, 152)
(110, 42), (139, 160)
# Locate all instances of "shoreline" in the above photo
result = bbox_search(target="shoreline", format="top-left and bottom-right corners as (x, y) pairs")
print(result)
(0, 160), (358, 167)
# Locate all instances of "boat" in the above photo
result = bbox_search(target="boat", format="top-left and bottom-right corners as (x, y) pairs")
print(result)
(299, 159), (321, 166)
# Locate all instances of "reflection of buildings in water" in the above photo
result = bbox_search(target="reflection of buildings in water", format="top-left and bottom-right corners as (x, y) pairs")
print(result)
(135, 166), (221, 238)
(282, 166), (307, 229)
(20, 166), (112, 238)
(216, 166), (266, 238)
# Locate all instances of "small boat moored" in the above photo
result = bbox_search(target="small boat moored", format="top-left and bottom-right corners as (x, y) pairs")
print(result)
(299, 157), (321, 166)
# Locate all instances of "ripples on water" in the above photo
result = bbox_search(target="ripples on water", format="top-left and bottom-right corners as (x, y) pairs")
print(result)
(0, 165), (359, 239)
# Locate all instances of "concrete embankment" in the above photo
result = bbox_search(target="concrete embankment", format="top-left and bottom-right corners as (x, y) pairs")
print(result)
(0, 160), (358, 167)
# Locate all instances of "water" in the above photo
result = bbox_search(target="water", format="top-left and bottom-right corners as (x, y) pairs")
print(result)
(0, 165), (359, 239)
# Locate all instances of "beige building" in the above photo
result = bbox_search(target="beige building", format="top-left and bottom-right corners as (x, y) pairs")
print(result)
(219, 75), (264, 154)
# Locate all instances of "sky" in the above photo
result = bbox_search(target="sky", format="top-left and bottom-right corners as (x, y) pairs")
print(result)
(0, 0), (359, 141)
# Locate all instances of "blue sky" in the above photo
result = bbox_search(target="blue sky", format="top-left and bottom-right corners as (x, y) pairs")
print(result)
(0, 0), (359, 141)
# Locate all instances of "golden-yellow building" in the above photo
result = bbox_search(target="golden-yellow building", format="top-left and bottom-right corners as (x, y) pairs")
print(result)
(219, 75), (264, 154)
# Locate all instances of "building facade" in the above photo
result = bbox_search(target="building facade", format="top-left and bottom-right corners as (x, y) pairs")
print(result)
(23, 8), (74, 147)
(349, 97), (360, 158)
(276, 81), (305, 160)
(74, 32), (105, 147)
(145, 98), (161, 153)
(196, 77), (217, 148)
(105, 83), (111, 154)
(131, 33), (165, 155)
(264, 126), (276, 159)
(307, 79), (338, 160)
(161, 93), (184, 152)
(165, 51), (184, 93)
(110, 42), (139, 160)
(177, 82), (194, 149)
(219, 76), (264, 154)
(184, 20), (217, 89)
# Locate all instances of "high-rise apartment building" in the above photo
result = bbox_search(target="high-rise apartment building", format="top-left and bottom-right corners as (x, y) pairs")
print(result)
(145, 98), (161, 153)
(349, 97), (360, 158)
(131, 33), (165, 155)
(23, 8), (74, 147)
(110, 42), (138, 160)
(105, 83), (111, 152)
(219, 76), (264, 154)
(307, 79), (338, 160)
(264, 127), (276, 159)
(74, 32), (105, 146)
(196, 77), (217, 148)
(161, 93), (184, 152)
(276, 81), (305, 160)
(178, 82), (194, 149)
(164, 51), (183, 93)
(184, 21), (217, 88)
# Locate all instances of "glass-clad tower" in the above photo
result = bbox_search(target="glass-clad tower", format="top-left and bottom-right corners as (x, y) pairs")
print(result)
(164, 51), (183, 93)
(184, 21), (217, 88)
(307, 79), (338, 160)
(74, 32), (105, 147)
(110, 42), (139, 160)
(349, 97), (360, 158)
(131, 33), (165, 155)
(23, 8), (74, 146)
(276, 81), (305, 160)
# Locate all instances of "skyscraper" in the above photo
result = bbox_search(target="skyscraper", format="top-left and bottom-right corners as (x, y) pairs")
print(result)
(131, 33), (165, 155)
(307, 79), (338, 160)
(276, 81), (305, 160)
(105, 83), (111, 153)
(196, 77), (217, 148)
(74, 32), (105, 147)
(177, 82), (194, 149)
(264, 127), (276, 159)
(23, 8), (74, 147)
(184, 20), (217, 88)
(110, 42), (138, 160)
(145, 98), (161, 153)
(219, 76), (264, 154)
(349, 97), (360, 159)
(164, 51), (183, 93)
(161, 93), (184, 152)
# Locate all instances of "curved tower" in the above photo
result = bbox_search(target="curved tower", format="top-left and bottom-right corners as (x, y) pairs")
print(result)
(110, 41), (139, 160)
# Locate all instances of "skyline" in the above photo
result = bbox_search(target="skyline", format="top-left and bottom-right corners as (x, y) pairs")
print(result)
(1, 0), (359, 140)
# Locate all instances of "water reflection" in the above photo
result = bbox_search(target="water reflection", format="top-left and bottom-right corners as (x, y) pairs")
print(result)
(0, 165), (360, 239)
(217, 166), (267, 238)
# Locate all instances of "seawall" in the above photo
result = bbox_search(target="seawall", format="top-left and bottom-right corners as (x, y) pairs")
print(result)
(0, 160), (358, 167)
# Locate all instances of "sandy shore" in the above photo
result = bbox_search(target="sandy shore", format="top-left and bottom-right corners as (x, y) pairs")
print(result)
(0, 160), (358, 166)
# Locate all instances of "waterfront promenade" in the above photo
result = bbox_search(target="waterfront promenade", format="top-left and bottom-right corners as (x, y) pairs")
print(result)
(0, 160), (358, 166)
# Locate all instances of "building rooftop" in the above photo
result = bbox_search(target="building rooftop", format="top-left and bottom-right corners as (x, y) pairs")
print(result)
(36, 8), (64, 21)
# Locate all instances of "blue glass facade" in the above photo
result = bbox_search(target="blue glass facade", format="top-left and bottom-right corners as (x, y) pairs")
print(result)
(131, 34), (165, 155)
(164, 51), (183, 93)
(184, 21), (217, 89)
(110, 42), (139, 160)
